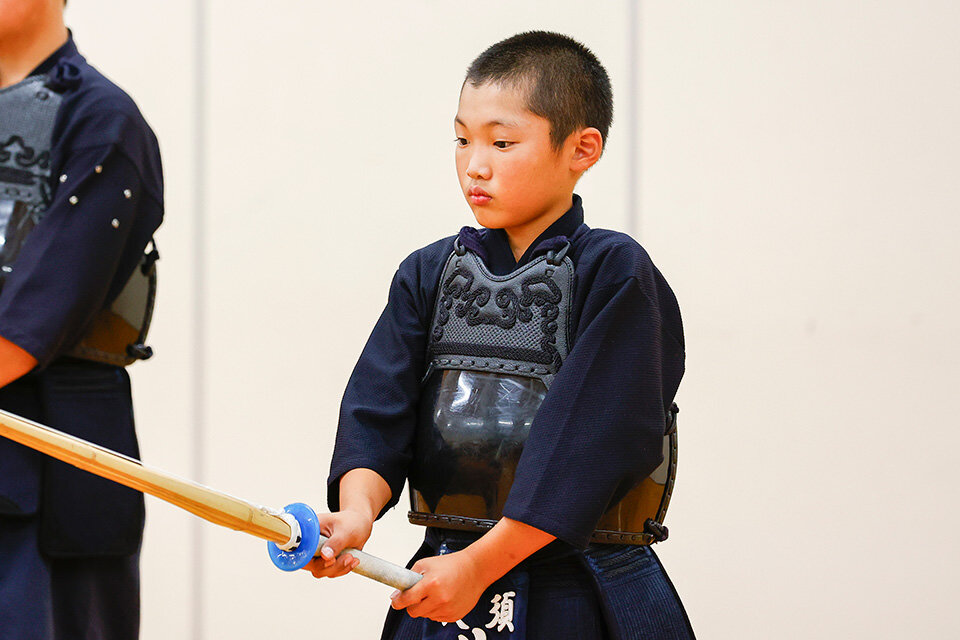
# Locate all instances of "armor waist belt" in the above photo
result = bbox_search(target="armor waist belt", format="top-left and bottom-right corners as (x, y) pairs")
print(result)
(0, 74), (156, 367)
(408, 240), (678, 545)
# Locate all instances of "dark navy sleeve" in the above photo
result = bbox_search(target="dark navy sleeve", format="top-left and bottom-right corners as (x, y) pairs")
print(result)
(502, 241), (685, 549)
(0, 138), (161, 367)
(0, 52), (163, 370)
(327, 239), (454, 517)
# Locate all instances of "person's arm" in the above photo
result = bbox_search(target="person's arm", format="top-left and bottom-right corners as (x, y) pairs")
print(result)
(306, 244), (450, 581)
(0, 334), (37, 388)
(501, 252), (685, 549)
(0, 143), (162, 369)
(325, 245), (449, 517)
(390, 517), (555, 622)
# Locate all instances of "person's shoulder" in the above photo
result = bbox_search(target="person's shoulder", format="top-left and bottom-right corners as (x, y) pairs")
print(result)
(382, 235), (458, 310)
(52, 52), (158, 154)
(576, 227), (658, 285)
(74, 65), (141, 121)
(576, 227), (682, 337)
(392, 234), (459, 286)
(399, 235), (458, 268)
(47, 49), (163, 199)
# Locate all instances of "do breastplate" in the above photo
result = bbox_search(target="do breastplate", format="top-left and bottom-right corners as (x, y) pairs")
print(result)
(408, 240), (679, 545)
(0, 77), (61, 284)
(0, 75), (156, 367)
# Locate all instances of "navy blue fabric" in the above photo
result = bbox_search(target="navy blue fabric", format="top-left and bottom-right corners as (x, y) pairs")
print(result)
(38, 361), (144, 557)
(583, 545), (695, 639)
(0, 34), (156, 639)
(456, 226), (488, 263)
(0, 517), (54, 639)
(0, 515), (140, 640)
(381, 529), (693, 640)
(0, 373), (44, 516)
(329, 194), (685, 549)
(0, 360), (145, 555)
(0, 34), (164, 368)
(49, 552), (141, 640)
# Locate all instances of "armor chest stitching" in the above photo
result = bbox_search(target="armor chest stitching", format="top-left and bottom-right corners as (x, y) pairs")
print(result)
(428, 244), (574, 388)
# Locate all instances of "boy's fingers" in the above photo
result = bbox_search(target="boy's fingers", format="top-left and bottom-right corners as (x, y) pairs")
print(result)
(337, 552), (357, 572)
(406, 600), (437, 620)
(306, 554), (360, 579)
(307, 560), (334, 578)
(325, 560), (354, 578)
(391, 579), (426, 610)
(391, 558), (434, 608)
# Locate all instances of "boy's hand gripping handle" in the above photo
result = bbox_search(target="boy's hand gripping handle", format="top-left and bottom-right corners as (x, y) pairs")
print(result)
(267, 502), (421, 590)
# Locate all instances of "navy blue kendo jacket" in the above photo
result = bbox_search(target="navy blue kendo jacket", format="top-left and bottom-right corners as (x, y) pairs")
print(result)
(0, 35), (163, 556)
(329, 195), (685, 549)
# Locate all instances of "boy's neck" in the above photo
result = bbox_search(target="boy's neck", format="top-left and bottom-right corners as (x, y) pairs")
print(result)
(504, 194), (574, 262)
(0, 18), (68, 89)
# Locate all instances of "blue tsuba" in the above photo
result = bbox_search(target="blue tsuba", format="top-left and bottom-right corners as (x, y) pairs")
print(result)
(267, 502), (322, 572)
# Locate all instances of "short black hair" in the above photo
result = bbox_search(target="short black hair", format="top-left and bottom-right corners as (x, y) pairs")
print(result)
(464, 31), (613, 151)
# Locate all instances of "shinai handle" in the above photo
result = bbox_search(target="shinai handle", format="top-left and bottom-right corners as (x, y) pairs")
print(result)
(316, 537), (421, 590)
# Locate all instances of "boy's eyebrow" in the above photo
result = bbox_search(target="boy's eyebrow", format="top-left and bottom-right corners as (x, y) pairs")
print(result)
(454, 116), (522, 129)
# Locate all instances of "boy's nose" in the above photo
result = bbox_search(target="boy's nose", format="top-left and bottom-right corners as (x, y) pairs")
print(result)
(466, 156), (491, 181)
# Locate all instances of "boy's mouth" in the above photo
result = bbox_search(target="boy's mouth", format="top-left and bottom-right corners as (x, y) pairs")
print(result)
(468, 186), (492, 205)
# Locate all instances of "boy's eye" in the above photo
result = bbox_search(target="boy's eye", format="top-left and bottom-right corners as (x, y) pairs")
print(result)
(455, 137), (468, 147)
(493, 140), (514, 149)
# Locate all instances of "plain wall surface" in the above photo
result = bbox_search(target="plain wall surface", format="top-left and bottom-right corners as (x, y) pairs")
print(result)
(59, 2), (960, 638)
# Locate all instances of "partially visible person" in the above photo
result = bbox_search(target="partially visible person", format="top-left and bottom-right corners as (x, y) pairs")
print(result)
(0, 0), (163, 637)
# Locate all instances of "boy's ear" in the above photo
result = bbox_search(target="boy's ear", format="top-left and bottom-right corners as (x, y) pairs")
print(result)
(569, 127), (604, 174)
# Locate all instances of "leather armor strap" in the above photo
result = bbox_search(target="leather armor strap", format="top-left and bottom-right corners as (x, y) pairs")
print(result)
(406, 512), (662, 546)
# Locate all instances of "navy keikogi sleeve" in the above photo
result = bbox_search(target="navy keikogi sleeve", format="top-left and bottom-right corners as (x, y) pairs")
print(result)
(327, 239), (453, 518)
(502, 240), (686, 549)
(0, 56), (163, 369)
(0, 138), (161, 368)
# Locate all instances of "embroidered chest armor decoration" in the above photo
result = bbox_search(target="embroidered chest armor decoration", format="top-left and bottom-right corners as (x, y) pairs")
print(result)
(409, 239), (679, 545)
(0, 74), (156, 367)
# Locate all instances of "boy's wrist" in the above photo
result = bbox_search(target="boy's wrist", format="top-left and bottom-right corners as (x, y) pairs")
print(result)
(462, 517), (557, 587)
(337, 468), (392, 523)
(460, 540), (502, 587)
(339, 503), (377, 525)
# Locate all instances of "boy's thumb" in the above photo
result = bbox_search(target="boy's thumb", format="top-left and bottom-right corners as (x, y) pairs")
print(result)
(319, 535), (342, 560)
(314, 513), (345, 559)
(321, 530), (361, 561)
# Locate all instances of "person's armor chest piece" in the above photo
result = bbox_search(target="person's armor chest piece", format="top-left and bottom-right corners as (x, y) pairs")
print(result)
(408, 239), (679, 546)
(410, 241), (570, 533)
(0, 76), (63, 288)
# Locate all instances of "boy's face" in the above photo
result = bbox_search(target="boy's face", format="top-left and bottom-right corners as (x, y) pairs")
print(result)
(0, 0), (60, 45)
(454, 81), (577, 234)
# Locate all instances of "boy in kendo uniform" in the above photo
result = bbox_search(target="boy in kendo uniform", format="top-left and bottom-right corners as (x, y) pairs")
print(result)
(0, 1), (162, 638)
(309, 32), (694, 639)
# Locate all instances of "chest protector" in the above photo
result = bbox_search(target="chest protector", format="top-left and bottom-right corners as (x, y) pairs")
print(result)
(0, 75), (156, 367)
(409, 240), (678, 545)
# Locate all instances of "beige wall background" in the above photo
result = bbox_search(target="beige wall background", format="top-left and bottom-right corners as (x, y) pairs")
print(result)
(65, 1), (959, 638)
